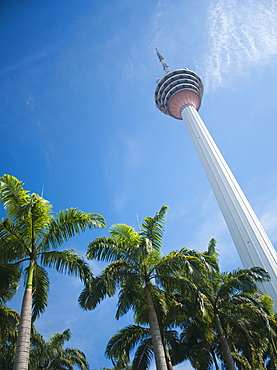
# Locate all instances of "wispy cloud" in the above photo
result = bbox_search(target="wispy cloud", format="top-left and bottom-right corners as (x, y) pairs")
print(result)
(104, 134), (142, 182)
(165, 191), (241, 271)
(111, 152), (140, 213)
(104, 133), (143, 213)
(113, 193), (129, 213)
(189, 192), (241, 268)
(203, 0), (277, 90)
(0, 48), (50, 77)
(146, 0), (169, 51)
(258, 198), (277, 244)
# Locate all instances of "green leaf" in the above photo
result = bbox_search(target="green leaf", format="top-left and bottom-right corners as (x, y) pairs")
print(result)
(31, 264), (49, 321)
(78, 276), (110, 310)
(40, 250), (92, 282)
(0, 175), (30, 220)
(41, 208), (105, 250)
(139, 205), (168, 250)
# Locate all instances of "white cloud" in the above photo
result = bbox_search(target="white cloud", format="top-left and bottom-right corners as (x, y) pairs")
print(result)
(146, 0), (169, 50)
(259, 198), (277, 245)
(0, 48), (50, 78)
(203, 0), (277, 90)
(165, 191), (241, 271)
(189, 192), (241, 269)
(104, 134), (142, 183)
(123, 56), (135, 81)
(105, 133), (143, 213)
(113, 193), (129, 213)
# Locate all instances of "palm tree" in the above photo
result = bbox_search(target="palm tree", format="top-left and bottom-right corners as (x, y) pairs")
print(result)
(173, 240), (219, 370)
(211, 268), (271, 369)
(104, 255), (216, 370)
(226, 292), (277, 369)
(102, 239), (217, 370)
(79, 205), (213, 370)
(176, 263), (272, 370)
(158, 238), (275, 370)
(29, 328), (89, 369)
(0, 174), (106, 370)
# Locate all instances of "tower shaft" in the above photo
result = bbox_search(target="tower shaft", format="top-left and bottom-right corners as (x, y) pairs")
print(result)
(181, 105), (277, 302)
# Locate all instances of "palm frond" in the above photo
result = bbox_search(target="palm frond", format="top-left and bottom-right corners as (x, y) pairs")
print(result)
(222, 292), (275, 337)
(63, 348), (89, 370)
(82, 261), (142, 315)
(40, 250), (92, 282)
(87, 236), (136, 263)
(201, 239), (220, 273)
(41, 208), (105, 250)
(50, 328), (71, 347)
(0, 264), (21, 304)
(0, 174), (30, 220)
(179, 316), (214, 370)
(161, 248), (205, 284)
(218, 267), (270, 301)
(231, 352), (252, 370)
(0, 305), (20, 344)
(29, 328), (89, 370)
(204, 238), (219, 258)
(26, 193), (52, 247)
(132, 337), (153, 370)
(139, 205), (168, 250)
(110, 224), (140, 245)
(78, 275), (110, 310)
(0, 218), (30, 262)
(138, 237), (161, 268)
(132, 285), (175, 329)
(106, 324), (151, 367)
(115, 280), (144, 319)
(30, 330), (45, 349)
(247, 266), (271, 282)
(165, 330), (187, 366)
(29, 264), (49, 321)
(101, 259), (139, 288)
(152, 250), (197, 279)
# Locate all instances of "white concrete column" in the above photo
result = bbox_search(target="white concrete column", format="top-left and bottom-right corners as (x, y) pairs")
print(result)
(181, 104), (277, 304)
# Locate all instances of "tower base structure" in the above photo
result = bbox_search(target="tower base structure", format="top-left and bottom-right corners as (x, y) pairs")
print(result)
(181, 105), (277, 303)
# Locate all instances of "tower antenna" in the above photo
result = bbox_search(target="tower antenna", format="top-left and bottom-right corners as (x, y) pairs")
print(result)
(156, 48), (170, 74)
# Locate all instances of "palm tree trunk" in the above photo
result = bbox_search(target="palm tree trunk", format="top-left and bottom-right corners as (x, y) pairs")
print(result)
(165, 357), (173, 370)
(164, 342), (174, 370)
(146, 285), (168, 370)
(214, 313), (236, 370)
(13, 261), (34, 370)
(219, 336), (236, 370)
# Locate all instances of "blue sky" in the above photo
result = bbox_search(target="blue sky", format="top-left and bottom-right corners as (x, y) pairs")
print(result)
(1, 0), (277, 369)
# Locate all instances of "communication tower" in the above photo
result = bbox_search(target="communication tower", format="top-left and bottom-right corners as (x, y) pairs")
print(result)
(155, 49), (277, 305)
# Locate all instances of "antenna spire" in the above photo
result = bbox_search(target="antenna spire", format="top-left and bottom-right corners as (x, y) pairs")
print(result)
(156, 48), (170, 74)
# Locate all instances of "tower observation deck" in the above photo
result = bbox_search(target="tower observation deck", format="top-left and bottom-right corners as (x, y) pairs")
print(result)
(155, 50), (277, 307)
(155, 68), (203, 118)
